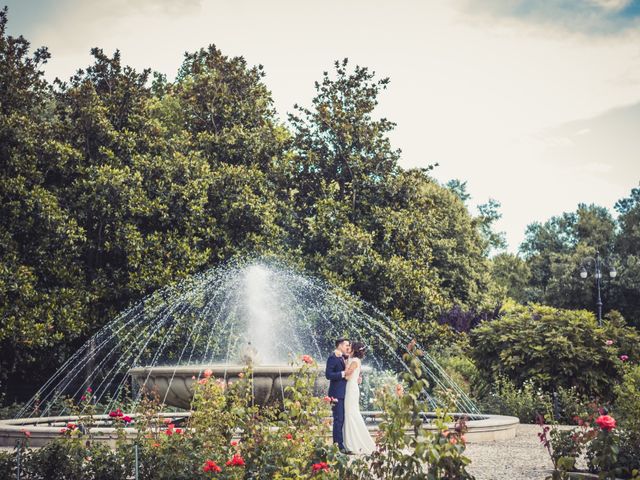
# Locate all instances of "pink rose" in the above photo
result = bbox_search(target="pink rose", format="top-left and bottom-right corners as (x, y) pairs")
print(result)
(595, 415), (616, 431)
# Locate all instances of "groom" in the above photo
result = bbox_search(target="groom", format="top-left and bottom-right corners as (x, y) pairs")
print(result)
(325, 338), (350, 453)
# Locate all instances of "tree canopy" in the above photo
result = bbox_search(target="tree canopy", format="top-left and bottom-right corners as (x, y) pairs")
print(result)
(0, 10), (498, 397)
(492, 196), (640, 326)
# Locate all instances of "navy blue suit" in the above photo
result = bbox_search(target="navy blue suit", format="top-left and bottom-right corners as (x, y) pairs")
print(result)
(325, 353), (347, 449)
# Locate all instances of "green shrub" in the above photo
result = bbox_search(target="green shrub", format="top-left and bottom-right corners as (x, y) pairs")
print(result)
(616, 429), (640, 479)
(478, 375), (552, 423)
(25, 440), (89, 479)
(431, 350), (480, 398)
(552, 386), (595, 425)
(367, 341), (475, 479)
(613, 364), (640, 431)
(612, 364), (640, 478)
(0, 448), (15, 479)
(470, 302), (640, 398)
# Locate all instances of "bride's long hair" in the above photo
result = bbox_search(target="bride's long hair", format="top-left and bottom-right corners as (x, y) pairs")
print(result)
(351, 341), (366, 359)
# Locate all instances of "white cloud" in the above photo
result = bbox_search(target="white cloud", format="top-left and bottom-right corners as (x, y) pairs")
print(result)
(584, 161), (614, 173)
(542, 136), (576, 148)
(589, 0), (632, 12)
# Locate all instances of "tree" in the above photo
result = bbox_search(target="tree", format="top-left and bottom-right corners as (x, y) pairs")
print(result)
(288, 58), (401, 222)
(173, 45), (288, 171)
(476, 198), (507, 253)
(288, 61), (496, 322)
(0, 15), (503, 401)
(611, 186), (640, 325)
(490, 252), (532, 303)
(445, 179), (470, 203)
(520, 204), (617, 310)
(0, 8), (89, 385)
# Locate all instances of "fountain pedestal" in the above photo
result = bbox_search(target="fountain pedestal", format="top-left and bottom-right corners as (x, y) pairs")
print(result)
(128, 365), (328, 409)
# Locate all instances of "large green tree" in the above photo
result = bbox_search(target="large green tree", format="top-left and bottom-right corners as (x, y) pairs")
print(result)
(288, 61), (497, 322)
(0, 7), (88, 386)
(0, 14), (501, 400)
(519, 203), (618, 311)
(514, 195), (640, 326)
(610, 186), (640, 323)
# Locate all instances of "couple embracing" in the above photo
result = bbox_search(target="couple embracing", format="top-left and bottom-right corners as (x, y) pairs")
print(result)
(325, 338), (376, 455)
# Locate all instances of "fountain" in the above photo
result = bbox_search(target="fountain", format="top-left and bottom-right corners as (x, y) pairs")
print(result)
(0, 259), (518, 446)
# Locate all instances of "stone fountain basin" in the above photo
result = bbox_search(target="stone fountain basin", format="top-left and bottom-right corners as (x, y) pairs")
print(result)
(0, 412), (518, 447)
(129, 364), (329, 409)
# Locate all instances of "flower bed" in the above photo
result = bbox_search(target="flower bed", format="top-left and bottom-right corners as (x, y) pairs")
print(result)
(0, 349), (477, 479)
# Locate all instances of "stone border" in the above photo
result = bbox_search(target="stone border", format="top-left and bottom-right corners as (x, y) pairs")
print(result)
(0, 413), (187, 448)
(0, 412), (518, 447)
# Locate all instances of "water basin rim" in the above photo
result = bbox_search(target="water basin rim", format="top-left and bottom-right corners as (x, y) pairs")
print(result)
(1, 412), (514, 428)
(128, 364), (372, 375)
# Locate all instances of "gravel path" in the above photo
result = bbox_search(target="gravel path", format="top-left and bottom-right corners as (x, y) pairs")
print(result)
(465, 424), (555, 480)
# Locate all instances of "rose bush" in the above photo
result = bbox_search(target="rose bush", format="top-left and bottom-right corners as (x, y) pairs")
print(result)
(0, 349), (480, 479)
(539, 403), (640, 480)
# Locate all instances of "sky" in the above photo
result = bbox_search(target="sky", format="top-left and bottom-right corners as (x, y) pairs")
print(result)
(4, 0), (640, 253)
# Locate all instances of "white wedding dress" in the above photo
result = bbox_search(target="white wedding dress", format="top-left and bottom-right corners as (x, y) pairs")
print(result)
(343, 358), (376, 454)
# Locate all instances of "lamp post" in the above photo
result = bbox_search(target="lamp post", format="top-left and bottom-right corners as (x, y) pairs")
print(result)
(580, 250), (617, 326)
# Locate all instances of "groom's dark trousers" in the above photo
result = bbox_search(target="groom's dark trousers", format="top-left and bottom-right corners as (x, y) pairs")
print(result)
(325, 354), (347, 450)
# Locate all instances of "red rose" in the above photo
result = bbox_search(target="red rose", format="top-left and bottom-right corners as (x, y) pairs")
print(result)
(285, 433), (293, 440)
(86, 387), (92, 393)
(230, 440), (238, 446)
(301, 354), (314, 364)
(312, 462), (330, 473)
(203, 459), (222, 473)
(122, 416), (132, 424)
(595, 415), (616, 431)
(226, 454), (245, 467)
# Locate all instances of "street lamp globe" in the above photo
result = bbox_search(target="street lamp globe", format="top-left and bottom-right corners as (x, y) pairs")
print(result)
(580, 269), (588, 279)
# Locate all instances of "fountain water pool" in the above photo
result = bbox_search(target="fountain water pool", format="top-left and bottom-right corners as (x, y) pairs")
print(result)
(0, 259), (519, 446)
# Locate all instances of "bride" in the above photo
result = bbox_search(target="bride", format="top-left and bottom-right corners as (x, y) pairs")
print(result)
(343, 341), (376, 455)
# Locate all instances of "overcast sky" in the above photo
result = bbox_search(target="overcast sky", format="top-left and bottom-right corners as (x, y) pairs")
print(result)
(5, 0), (640, 252)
